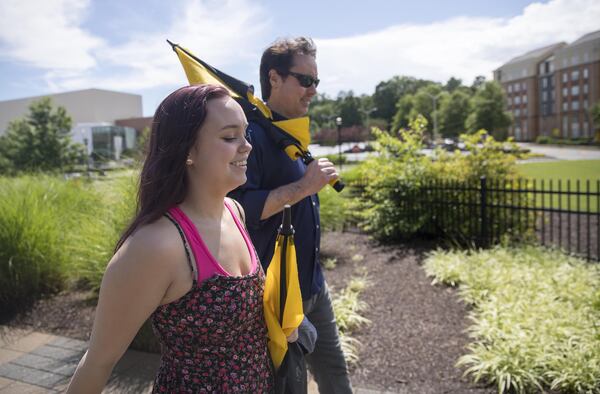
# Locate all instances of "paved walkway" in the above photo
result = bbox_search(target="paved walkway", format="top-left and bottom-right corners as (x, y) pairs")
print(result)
(0, 326), (158, 393)
(0, 326), (392, 393)
(517, 142), (600, 161)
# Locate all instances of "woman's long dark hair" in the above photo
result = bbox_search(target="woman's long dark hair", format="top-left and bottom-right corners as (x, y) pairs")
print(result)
(115, 84), (229, 251)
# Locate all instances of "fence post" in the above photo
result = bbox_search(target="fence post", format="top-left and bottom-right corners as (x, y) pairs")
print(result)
(480, 176), (487, 247)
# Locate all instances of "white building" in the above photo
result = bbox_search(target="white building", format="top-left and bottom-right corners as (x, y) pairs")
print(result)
(0, 88), (143, 159)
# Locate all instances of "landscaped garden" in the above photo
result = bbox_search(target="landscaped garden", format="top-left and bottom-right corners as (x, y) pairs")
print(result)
(2, 115), (599, 393)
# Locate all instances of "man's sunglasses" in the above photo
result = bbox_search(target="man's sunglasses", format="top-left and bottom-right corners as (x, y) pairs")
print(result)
(286, 71), (320, 88)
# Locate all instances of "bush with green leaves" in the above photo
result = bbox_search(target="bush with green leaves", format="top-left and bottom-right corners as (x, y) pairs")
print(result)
(354, 115), (533, 244)
(424, 246), (600, 394)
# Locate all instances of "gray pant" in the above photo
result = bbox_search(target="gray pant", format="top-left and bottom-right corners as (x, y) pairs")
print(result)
(303, 282), (353, 394)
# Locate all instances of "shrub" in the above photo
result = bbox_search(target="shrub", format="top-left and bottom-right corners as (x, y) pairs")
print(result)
(424, 246), (600, 394)
(0, 175), (102, 320)
(354, 116), (532, 244)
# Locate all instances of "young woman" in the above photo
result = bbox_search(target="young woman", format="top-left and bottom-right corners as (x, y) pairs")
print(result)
(67, 84), (274, 392)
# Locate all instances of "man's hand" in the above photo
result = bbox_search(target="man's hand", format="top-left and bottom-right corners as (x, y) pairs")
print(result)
(287, 328), (299, 343)
(299, 158), (338, 196)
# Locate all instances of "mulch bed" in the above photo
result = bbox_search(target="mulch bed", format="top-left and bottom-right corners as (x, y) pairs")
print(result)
(320, 230), (494, 393)
(8, 230), (496, 393)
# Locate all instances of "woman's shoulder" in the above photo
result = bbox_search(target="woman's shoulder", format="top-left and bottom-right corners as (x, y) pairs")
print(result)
(112, 216), (185, 270)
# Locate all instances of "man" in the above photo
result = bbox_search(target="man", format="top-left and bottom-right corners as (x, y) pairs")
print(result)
(229, 37), (353, 393)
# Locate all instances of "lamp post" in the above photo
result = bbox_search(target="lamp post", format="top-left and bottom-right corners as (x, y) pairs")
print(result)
(336, 116), (343, 171)
(359, 106), (377, 129)
(425, 93), (441, 142)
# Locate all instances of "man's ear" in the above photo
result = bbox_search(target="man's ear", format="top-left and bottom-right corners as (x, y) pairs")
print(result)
(269, 69), (281, 89)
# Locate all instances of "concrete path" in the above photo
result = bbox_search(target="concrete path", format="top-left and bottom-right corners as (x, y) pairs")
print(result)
(0, 326), (389, 393)
(0, 326), (158, 393)
(518, 142), (600, 161)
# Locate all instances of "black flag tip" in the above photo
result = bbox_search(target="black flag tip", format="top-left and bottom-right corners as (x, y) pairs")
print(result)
(166, 39), (177, 50)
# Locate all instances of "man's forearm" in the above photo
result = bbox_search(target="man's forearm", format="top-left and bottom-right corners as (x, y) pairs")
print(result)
(261, 180), (308, 220)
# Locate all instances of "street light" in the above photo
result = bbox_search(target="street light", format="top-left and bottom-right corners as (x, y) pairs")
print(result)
(425, 93), (442, 142)
(336, 116), (343, 171)
(359, 106), (377, 129)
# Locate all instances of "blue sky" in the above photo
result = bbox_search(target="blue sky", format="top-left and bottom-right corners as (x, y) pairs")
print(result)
(1, 0), (599, 116)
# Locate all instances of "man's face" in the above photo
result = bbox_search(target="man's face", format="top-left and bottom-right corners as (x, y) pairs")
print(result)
(268, 54), (318, 118)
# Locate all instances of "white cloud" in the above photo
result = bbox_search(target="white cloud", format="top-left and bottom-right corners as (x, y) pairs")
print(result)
(0, 0), (104, 70)
(316, 0), (600, 96)
(44, 0), (271, 92)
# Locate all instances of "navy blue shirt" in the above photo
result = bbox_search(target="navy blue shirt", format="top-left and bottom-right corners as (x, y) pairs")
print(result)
(229, 120), (324, 300)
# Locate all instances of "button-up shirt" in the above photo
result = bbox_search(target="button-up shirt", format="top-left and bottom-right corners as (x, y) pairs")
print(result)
(229, 119), (324, 300)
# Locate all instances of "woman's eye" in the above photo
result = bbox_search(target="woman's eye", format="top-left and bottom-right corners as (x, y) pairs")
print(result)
(223, 137), (237, 142)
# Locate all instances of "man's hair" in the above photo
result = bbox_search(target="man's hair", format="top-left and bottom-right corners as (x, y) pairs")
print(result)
(259, 37), (316, 101)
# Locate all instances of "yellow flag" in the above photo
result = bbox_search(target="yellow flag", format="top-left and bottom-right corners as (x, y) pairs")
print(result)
(263, 235), (304, 369)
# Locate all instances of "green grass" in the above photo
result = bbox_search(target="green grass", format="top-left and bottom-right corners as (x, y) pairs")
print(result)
(517, 160), (600, 212)
(424, 246), (600, 394)
(0, 175), (104, 319)
(0, 171), (138, 320)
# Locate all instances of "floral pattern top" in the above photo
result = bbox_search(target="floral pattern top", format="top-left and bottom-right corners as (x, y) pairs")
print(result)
(150, 205), (274, 393)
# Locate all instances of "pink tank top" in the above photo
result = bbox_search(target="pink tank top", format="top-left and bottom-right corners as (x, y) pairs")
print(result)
(167, 200), (258, 283)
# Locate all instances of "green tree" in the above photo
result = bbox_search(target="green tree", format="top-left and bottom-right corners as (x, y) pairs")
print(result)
(438, 90), (471, 138)
(409, 85), (445, 136)
(471, 75), (486, 92)
(591, 101), (600, 131)
(0, 98), (83, 173)
(465, 81), (512, 140)
(391, 94), (414, 132)
(444, 77), (463, 92)
(337, 91), (363, 127)
(372, 76), (430, 123)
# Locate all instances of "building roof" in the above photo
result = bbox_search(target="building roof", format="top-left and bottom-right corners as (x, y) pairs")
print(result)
(502, 42), (566, 66)
(0, 88), (140, 104)
(569, 29), (600, 46)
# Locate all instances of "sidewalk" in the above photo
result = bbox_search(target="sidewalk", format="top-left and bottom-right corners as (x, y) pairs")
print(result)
(0, 326), (393, 393)
(0, 326), (157, 393)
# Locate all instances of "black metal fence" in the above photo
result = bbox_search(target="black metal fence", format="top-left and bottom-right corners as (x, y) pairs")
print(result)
(353, 177), (600, 261)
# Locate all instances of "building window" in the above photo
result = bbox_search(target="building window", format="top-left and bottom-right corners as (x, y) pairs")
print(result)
(515, 109), (521, 117)
(508, 97), (512, 106)
(571, 85), (580, 96)
(572, 100), (579, 111)
(523, 108), (528, 116)
(508, 84), (512, 93)
(542, 91), (548, 102)
(583, 84), (588, 94)
(515, 96), (521, 105)
(522, 82), (526, 91)
(562, 72), (568, 83)
(523, 95), (527, 104)
(562, 101), (568, 111)
(549, 63), (554, 73)
(542, 78), (548, 88)
(571, 70), (579, 81)
(572, 118), (580, 138)
(562, 87), (568, 96)
(584, 99), (588, 109)
(515, 83), (520, 92)
(562, 117), (568, 135)
(583, 68), (588, 79)
(551, 90), (556, 100)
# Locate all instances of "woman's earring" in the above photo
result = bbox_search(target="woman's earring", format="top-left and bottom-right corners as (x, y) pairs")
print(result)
(186, 157), (193, 166)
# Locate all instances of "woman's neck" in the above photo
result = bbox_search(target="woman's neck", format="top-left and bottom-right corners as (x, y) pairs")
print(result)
(179, 183), (226, 222)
